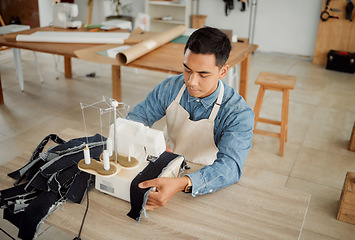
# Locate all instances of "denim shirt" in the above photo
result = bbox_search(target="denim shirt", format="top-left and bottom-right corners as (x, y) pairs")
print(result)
(127, 74), (254, 197)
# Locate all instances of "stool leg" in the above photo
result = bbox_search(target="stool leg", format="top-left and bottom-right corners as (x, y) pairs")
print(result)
(279, 89), (289, 156)
(253, 86), (265, 129)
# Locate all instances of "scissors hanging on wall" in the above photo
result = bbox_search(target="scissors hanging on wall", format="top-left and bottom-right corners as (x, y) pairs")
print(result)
(320, 0), (340, 21)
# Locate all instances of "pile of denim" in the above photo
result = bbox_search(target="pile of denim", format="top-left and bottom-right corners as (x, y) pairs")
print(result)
(0, 134), (105, 240)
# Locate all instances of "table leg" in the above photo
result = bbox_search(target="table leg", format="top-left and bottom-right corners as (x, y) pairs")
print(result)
(64, 56), (72, 78)
(0, 73), (4, 104)
(239, 54), (250, 101)
(12, 48), (24, 91)
(111, 65), (122, 101)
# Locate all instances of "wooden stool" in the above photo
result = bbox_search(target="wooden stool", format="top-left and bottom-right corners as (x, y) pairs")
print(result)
(253, 72), (296, 156)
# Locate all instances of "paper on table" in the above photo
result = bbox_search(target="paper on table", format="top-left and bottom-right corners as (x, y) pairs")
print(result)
(16, 31), (131, 44)
(97, 45), (131, 58)
(74, 25), (186, 66)
(116, 25), (186, 64)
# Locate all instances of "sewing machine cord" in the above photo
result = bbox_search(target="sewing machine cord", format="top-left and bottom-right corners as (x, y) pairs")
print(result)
(73, 178), (90, 240)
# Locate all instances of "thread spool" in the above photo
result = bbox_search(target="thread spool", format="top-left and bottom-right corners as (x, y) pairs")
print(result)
(84, 144), (91, 164)
(103, 150), (110, 171)
(107, 138), (113, 156)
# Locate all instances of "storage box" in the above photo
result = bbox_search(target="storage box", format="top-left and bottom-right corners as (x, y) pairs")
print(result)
(337, 172), (355, 224)
(326, 50), (355, 73)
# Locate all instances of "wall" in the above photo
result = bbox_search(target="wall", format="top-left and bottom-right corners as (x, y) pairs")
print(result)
(38, 0), (53, 27)
(199, 0), (323, 57)
(37, 0), (323, 58)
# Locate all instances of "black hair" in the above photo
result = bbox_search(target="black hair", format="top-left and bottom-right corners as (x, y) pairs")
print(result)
(184, 26), (232, 68)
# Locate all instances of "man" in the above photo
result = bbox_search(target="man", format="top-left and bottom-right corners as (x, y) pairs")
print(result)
(127, 26), (254, 210)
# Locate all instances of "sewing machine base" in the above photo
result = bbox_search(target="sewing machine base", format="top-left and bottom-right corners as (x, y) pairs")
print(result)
(95, 161), (149, 202)
(95, 155), (185, 202)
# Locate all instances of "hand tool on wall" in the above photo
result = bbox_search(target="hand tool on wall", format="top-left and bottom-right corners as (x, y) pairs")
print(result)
(320, 0), (340, 21)
(223, 0), (234, 16)
(345, 0), (354, 21)
(238, 0), (249, 12)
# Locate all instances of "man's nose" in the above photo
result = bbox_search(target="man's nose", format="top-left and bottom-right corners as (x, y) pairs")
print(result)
(188, 73), (199, 86)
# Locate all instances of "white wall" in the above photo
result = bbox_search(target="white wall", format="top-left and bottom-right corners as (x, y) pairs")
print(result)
(37, 0), (323, 57)
(38, 0), (53, 27)
(198, 0), (323, 57)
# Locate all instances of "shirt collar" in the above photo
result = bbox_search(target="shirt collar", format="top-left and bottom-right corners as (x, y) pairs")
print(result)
(187, 80), (222, 109)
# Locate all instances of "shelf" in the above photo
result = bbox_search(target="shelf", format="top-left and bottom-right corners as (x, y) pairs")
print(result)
(151, 19), (185, 25)
(146, 0), (191, 32)
(149, 1), (186, 7)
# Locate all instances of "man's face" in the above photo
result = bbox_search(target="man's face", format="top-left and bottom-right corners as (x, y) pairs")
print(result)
(183, 49), (229, 98)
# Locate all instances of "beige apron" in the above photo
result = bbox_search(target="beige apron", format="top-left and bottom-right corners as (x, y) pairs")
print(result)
(164, 81), (224, 165)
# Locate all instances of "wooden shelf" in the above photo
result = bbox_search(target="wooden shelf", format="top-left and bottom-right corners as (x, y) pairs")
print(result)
(145, 0), (191, 32)
(149, 1), (186, 7)
(152, 19), (185, 25)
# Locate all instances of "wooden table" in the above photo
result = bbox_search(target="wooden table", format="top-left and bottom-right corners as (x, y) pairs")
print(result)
(0, 26), (257, 105)
(0, 129), (310, 240)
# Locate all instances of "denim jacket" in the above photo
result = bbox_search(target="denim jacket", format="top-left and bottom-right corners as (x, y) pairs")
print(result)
(127, 74), (254, 197)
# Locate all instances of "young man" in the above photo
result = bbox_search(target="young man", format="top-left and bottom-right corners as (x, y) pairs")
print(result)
(127, 26), (254, 210)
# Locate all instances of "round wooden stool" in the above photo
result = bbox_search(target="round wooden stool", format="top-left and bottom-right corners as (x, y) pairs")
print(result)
(253, 72), (296, 156)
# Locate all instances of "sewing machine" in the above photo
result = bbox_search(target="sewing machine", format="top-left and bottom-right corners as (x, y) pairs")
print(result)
(53, 3), (82, 29)
(78, 99), (184, 202)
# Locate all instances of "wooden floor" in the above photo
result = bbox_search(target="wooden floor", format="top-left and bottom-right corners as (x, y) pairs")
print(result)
(0, 50), (354, 239)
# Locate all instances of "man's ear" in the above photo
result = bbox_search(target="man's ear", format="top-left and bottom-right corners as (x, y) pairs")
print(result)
(218, 64), (230, 79)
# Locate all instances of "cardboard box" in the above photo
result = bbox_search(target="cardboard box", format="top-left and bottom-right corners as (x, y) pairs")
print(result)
(337, 172), (355, 224)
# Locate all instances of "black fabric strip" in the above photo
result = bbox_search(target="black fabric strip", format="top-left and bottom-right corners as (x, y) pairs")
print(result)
(127, 151), (182, 221)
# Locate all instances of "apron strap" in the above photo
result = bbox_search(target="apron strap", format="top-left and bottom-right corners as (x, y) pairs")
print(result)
(209, 80), (224, 121)
(175, 81), (224, 121)
(175, 84), (186, 104)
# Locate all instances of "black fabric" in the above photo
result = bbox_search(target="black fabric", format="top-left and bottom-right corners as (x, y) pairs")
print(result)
(3, 208), (22, 228)
(47, 165), (79, 192)
(17, 191), (61, 240)
(66, 171), (92, 204)
(0, 133), (105, 240)
(8, 134), (65, 183)
(127, 152), (184, 222)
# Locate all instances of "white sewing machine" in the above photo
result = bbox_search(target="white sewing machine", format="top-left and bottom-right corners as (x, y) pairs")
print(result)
(78, 99), (184, 202)
(53, 3), (82, 29)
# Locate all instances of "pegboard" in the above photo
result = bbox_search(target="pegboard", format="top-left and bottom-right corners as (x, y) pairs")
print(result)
(313, 0), (355, 66)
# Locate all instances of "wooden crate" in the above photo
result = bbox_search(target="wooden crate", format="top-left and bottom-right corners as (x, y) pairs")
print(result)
(337, 172), (355, 224)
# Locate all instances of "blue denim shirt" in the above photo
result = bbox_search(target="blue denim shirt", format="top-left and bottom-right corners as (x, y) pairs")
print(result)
(127, 74), (254, 197)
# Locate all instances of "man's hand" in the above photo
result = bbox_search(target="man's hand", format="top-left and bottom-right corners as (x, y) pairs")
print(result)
(138, 176), (189, 210)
